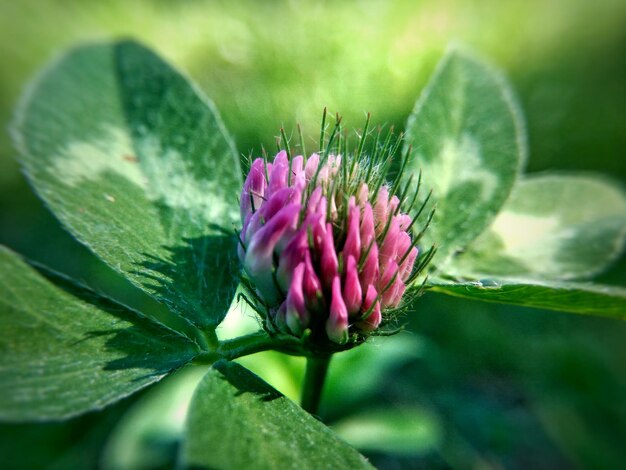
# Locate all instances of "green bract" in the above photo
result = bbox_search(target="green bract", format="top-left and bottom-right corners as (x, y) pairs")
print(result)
(2, 40), (625, 467)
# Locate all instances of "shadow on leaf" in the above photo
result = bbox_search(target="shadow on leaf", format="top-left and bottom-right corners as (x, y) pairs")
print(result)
(133, 226), (240, 329)
(214, 360), (282, 403)
(33, 263), (199, 377)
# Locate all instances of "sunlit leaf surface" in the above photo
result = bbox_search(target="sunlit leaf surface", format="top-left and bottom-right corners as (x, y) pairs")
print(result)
(446, 173), (626, 280)
(404, 47), (526, 268)
(12, 41), (242, 329)
(428, 278), (626, 320)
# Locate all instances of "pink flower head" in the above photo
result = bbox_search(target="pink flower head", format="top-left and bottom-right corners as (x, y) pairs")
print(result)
(237, 123), (431, 348)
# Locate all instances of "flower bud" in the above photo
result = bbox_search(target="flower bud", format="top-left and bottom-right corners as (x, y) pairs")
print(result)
(237, 120), (432, 350)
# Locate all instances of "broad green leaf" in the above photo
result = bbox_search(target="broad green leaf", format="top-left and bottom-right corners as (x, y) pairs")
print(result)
(404, 47), (526, 267)
(12, 41), (242, 329)
(445, 173), (626, 280)
(332, 407), (442, 456)
(182, 361), (373, 470)
(428, 278), (626, 320)
(0, 246), (199, 421)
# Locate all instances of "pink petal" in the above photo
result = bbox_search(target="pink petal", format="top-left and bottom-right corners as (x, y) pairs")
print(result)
(244, 203), (300, 304)
(360, 203), (375, 250)
(377, 259), (398, 300)
(320, 223), (339, 289)
(343, 255), (363, 316)
(303, 250), (323, 312)
(359, 242), (379, 293)
(268, 150), (289, 196)
(357, 183), (369, 206)
(307, 187), (323, 214)
(379, 217), (400, 268)
(385, 277), (406, 308)
(388, 195), (400, 217)
(285, 262), (308, 335)
(240, 158), (267, 221)
(397, 214), (412, 231)
(373, 186), (390, 236)
(326, 276), (349, 344)
(342, 196), (361, 264)
(259, 186), (299, 223)
(357, 284), (381, 331)
(305, 153), (320, 181)
(399, 247), (419, 281)
(276, 228), (308, 291)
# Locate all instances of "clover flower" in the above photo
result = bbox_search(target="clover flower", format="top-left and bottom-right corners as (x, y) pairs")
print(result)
(237, 118), (434, 350)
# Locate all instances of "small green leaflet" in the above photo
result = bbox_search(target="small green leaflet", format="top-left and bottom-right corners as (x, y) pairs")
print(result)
(428, 278), (626, 320)
(0, 246), (199, 421)
(12, 40), (242, 330)
(446, 173), (626, 280)
(182, 361), (374, 470)
(404, 47), (526, 270)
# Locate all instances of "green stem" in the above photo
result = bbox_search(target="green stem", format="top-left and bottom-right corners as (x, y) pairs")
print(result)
(218, 331), (279, 359)
(301, 354), (332, 415)
(192, 331), (301, 364)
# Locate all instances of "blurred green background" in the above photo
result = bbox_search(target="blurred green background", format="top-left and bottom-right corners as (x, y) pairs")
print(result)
(1, 0), (625, 468)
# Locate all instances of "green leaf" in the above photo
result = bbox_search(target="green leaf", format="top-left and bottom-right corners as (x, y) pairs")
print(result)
(428, 278), (626, 320)
(404, 46), (526, 267)
(445, 173), (626, 280)
(0, 246), (199, 421)
(182, 361), (374, 470)
(12, 40), (242, 329)
(332, 407), (442, 456)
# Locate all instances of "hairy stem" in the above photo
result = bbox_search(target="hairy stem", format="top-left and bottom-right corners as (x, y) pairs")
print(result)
(219, 331), (279, 359)
(192, 330), (304, 364)
(301, 354), (332, 415)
